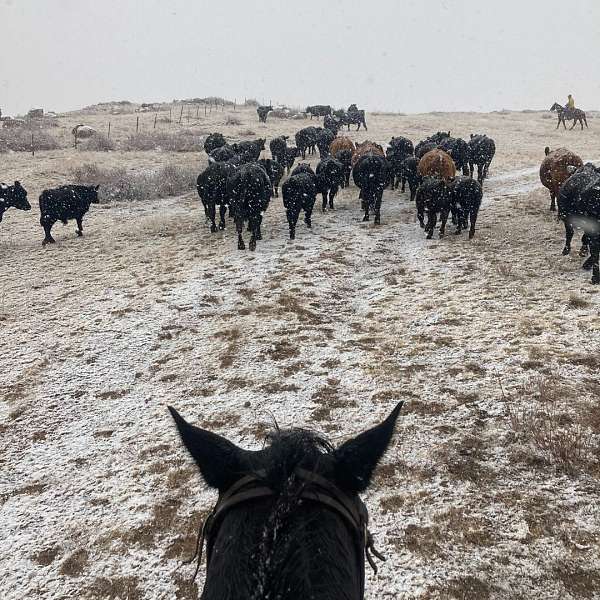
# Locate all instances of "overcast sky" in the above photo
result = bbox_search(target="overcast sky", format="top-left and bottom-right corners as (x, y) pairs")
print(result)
(1, 0), (599, 115)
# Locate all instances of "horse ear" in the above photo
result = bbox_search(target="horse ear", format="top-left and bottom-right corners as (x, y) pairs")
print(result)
(94, 185), (100, 191)
(334, 402), (403, 492)
(168, 406), (246, 492)
(14, 181), (21, 187)
(545, 146), (550, 156)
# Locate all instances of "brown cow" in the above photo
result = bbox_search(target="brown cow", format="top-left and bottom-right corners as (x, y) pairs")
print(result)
(418, 149), (456, 182)
(329, 136), (355, 157)
(351, 140), (385, 167)
(539, 147), (583, 211)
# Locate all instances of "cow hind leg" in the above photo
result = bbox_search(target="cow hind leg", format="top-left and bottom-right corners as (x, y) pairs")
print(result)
(468, 208), (478, 239)
(591, 239), (599, 284)
(329, 186), (338, 209)
(75, 216), (84, 237)
(579, 234), (589, 257)
(439, 209), (449, 238)
(562, 222), (575, 255)
(550, 193), (557, 212)
(236, 221), (245, 250)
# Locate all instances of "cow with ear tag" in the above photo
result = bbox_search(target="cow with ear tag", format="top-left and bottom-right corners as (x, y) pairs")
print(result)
(168, 402), (403, 600)
(0, 181), (31, 223)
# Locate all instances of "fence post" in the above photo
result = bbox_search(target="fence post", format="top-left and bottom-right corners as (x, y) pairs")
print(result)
(204, 103), (207, 116)
(31, 132), (35, 157)
(154, 113), (158, 129)
(196, 104), (199, 118)
(107, 121), (111, 139)
(136, 116), (139, 133)
(234, 98), (236, 111)
(179, 104), (184, 124)
(74, 128), (78, 149)
(169, 107), (172, 123)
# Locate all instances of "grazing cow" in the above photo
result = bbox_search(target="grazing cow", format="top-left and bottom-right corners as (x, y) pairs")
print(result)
(39, 185), (100, 245)
(418, 149), (456, 182)
(295, 127), (319, 159)
(196, 162), (236, 232)
(257, 105), (273, 123)
(316, 157), (345, 211)
(351, 140), (385, 167)
(284, 146), (300, 174)
(416, 176), (451, 239)
(386, 137), (414, 190)
(540, 147), (583, 211)
(400, 156), (421, 201)
(269, 136), (289, 166)
(227, 163), (271, 251)
(335, 149), (353, 189)
(323, 114), (341, 136)
(209, 145), (236, 162)
(340, 108), (368, 131)
(204, 132), (227, 154)
(258, 158), (285, 198)
(306, 105), (332, 118)
(316, 128), (336, 158)
(72, 125), (96, 141)
(352, 153), (390, 224)
(231, 139), (266, 163)
(557, 163), (600, 258)
(448, 177), (483, 238)
(0, 181), (31, 223)
(281, 173), (317, 239)
(167, 403), (402, 600)
(438, 137), (470, 176)
(468, 134), (496, 184)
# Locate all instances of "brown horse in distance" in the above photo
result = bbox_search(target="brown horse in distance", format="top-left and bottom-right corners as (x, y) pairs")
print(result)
(550, 103), (588, 130)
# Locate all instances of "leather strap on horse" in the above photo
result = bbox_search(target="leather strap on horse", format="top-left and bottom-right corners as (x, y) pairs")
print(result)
(185, 466), (386, 596)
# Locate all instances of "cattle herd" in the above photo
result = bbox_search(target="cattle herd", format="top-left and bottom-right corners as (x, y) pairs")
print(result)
(0, 104), (598, 283)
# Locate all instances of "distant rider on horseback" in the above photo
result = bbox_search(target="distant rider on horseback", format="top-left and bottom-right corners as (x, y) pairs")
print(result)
(566, 94), (575, 111)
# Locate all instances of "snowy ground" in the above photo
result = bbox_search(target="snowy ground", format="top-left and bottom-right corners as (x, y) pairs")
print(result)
(1, 106), (599, 599)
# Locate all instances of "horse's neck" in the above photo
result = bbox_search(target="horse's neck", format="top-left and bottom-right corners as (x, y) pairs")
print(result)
(203, 507), (363, 600)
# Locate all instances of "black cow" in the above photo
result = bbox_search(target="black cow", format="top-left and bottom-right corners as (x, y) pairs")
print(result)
(285, 146), (300, 174)
(269, 136), (288, 166)
(448, 177), (483, 238)
(468, 134), (496, 183)
(209, 145), (236, 162)
(204, 132), (227, 154)
(295, 127), (319, 159)
(416, 177), (451, 239)
(257, 105), (272, 123)
(281, 173), (317, 239)
(0, 181), (31, 223)
(577, 170), (600, 284)
(290, 163), (315, 178)
(400, 156), (421, 202)
(557, 163), (600, 259)
(231, 139), (266, 163)
(386, 137), (414, 190)
(316, 128), (335, 158)
(39, 185), (100, 245)
(258, 158), (285, 198)
(415, 132), (451, 159)
(335, 149), (353, 188)
(227, 163), (271, 251)
(316, 157), (345, 211)
(352, 153), (389, 224)
(438, 137), (470, 176)
(323, 114), (341, 136)
(306, 105), (332, 119)
(340, 109), (367, 131)
(197, 162), (236, 232)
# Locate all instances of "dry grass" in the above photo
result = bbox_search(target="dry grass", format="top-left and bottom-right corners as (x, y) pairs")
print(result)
(79, 133), (115, 152)
(503, 377), (593, 473)
(0, 128), (62, 152)
(567, 293), (590, 309)
(225, 114), (242, 126)
(122, 130), (202, 152)
(72, 163), (196, 202)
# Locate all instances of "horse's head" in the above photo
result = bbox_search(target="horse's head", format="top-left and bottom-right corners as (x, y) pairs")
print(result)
(169, 403), (403, 599)
(550, 103), (562, 112)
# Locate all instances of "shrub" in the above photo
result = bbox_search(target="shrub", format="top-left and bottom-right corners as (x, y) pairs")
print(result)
(244, 99), (260, 107)
(71, 163), (197, 202)
(122, 130), (202, 152)
(79, 134), (115, 152)
(0, 128), (61, 152)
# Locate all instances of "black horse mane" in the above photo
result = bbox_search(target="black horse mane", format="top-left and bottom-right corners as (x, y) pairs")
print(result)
(258, 427), (336, 491)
